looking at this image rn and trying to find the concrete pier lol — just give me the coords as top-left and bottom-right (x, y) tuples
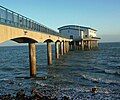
(80, 40), (99, 50)
(69, 41), (74, 51)
(81, 40), (84, 50)
(47, 42), (52, 65)
(68, 42), (70, 52)
(29, 43), (36, 77)
(66, 42), (69, 52)
(88, 41), (91, 50)
(55, 42), (59, 59)
(60, 42), (63, 55)
(63, 41), (66, 54)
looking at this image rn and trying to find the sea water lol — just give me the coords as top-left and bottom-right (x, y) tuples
(0, 42), (120, 99)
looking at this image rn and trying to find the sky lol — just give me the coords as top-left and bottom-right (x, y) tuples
(0, 0), (120, 46)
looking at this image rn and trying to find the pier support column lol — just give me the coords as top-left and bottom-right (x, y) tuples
(65, 42), (67, 53)
(70, 41), (74, 50)
(63, 41), (66, 54)
(29, 43), (36, 77)
(66, 42), (69, 52)
(55, 42), (59, 59)
(81, 40), (84, 50)
(88, 41), (91, 50)
(69, 42), (72, 51)
(90, 41), (92, 49)
(47, 42), (52, 65)
(60, 42), (63, 55)
(73, 41), (75, 50)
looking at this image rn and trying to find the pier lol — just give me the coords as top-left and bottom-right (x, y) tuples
(0, 6), (100, 77)
(0, 6), (71, 77)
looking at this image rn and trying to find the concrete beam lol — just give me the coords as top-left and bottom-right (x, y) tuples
(0, 24), (71, 44)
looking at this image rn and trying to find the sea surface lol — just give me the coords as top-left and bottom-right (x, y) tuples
(0, 42), (120, 99)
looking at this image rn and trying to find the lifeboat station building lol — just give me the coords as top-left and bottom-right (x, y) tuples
(58, 25), (100, 50)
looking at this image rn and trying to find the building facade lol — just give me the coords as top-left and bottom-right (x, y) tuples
(58, 25), (100, 50)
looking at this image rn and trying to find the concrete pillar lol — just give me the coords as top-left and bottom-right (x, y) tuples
(65, 42), (67, 53)
(69, 43), (72, 51)
(73, 41), (76, 50)
(60, 42), (63, 55)
(96, 41), (98, 47)
(66, 42), (69, 52)
(88, 41), (91, 50)
(63, 41), (66, 54)
(78, 42), (81, 50)
(29, 43), (36, 77)
(47, 42), (52, 65)
(90, 41), (91, 49)
(91, 41), (93, 49)
(81, 40), (84, 50)
(55, 42), (59, 59)
(68, 42), (70, 52)
(69, 41), (74, 51)
(70, 44), (73, 51)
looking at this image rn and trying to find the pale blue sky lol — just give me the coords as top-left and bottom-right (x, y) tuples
(0, 0), (120, 45)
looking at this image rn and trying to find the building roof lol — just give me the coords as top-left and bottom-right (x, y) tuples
(58, 25), (97, 31)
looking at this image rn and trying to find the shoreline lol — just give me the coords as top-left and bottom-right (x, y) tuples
(0, 89), (70, 100)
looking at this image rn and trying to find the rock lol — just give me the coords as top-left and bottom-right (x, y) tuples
(16, 89), (25, 100)
(0, 94), (12, 100)
(31, 88), (44, 99)
(31, 89), (59, 100)
(91, 87), (98, 93)
(61, 96), (70, 100)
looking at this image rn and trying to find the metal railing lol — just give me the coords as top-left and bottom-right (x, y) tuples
(0, 5), (68, 38)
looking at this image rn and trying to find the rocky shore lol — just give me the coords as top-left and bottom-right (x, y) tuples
(0, 87), (119, 100)
(0, 89), (70, 100)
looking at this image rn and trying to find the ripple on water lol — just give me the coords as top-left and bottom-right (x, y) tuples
(0, 43), (120, 99)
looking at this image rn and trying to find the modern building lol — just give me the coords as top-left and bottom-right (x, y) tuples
(58, 25), (100, 50)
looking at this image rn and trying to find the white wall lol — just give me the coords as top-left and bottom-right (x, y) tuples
(88, 29), (97, 37)
(80, 28), (89, 38)
(80, 31), (84, 39)
(59, 26), (97, 40)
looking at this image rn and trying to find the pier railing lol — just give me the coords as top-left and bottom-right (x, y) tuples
(0, 5), (68, 38)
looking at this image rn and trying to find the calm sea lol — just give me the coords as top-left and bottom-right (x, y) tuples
(0, 42), (120, 99)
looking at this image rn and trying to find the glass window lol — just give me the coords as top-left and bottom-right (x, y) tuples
(70, 35), (73, 39)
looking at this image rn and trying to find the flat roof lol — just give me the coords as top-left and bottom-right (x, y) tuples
(58, 25), (97, 31)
